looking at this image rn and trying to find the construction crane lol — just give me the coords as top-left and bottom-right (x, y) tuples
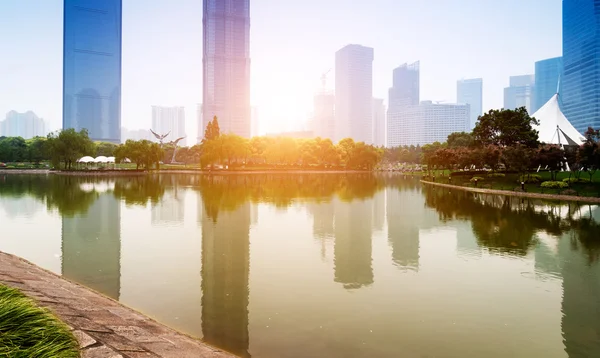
(320, 68), (332, 90)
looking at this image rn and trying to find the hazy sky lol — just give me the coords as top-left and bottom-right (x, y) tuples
(1, 0), (562, 140)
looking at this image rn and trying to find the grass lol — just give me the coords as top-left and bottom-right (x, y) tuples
(0, 284), (80, 358)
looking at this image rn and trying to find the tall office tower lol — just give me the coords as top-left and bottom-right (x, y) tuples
(372, 98), (386, 147)
(62, 190), (121, 300)
(0, 111), (48, 138)
(335, 44), (374, 144)
(533, 57), (562, 113)
(457, 78), (483, 130)
(503, 75), (535, 114)
(563, 0), (600, 133)
(251, 106), (260, 137)
(202, 0), (251, 138)
(387, 101), (469, 147)
(151, 106), (187, 146)
(312, 93), (335, 140)
(388, 62), (420, 112)
(63, 0), (122, 143)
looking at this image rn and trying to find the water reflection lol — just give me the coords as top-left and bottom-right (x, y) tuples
(1, 173), (600, 357)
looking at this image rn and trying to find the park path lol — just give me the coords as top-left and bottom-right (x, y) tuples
(0, 251), (236, 358)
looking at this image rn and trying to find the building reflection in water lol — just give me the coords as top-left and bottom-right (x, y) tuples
(61, 189), (121, 300)
(151, 188), (185, 225)
(386, 188), (423, 271)
(372, 188), (386, 232)
(333, 197), (374, 289)
(306, 200), (335, 260)
(201, 199), (251, 357)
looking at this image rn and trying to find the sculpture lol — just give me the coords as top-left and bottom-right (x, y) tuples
(169, 137), (187, 164)
(150, 129), (170, 146)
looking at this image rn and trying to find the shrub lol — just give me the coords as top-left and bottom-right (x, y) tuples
(562, 177), (591, 184)
(560, 189), (578, 196)
(470, 176), (485, 182)
(540, 181), (569, 189)
(519, 174), (542, 184)
(487, 173), (506, 178)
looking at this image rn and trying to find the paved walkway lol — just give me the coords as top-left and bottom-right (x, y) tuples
(0, 252), (236, 358)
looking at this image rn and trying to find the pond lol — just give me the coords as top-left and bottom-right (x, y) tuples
(0, 173), (599, 358)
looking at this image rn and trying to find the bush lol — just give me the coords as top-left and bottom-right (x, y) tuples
(487, 173), (506, 178)
(540, 181), (569, 189)
(470, 176), (485, 182)
(519, 174), (542, 184)
(560, 189), (578, 196)
(562, 177), (591, 184)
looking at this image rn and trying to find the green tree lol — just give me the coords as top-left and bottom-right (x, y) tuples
(577, 127), (600, 181)
(501, 144), (534, 176)
(95, 142), (118, 157)
(114, 140), (163, 170)
(447, 132), (474, 148)
(473, 107), (540, 148)
(46, 129), (95, 170)
(203, 116), (221, 142)
(0, 137), (27, 162)
(535, 145), (566, 181)
(26, 137), (48, 165)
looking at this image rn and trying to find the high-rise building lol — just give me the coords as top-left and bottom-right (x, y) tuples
(504, 75), (535, 114)
(533, 57), (562, 114)
(372, 98), (386, 147)
(151, 106), (187, 146)
(388, 62), (420, 112)
(387, 101), (470, 147)
(457, 78), (483, 130)
(202, 0), (251, 138)
(312, 93), (335, 140)
(335, 44), (374, 144)
(63, 0), (122, 143)
(562, 0), (600, 133)
(0, 111), (48, 138)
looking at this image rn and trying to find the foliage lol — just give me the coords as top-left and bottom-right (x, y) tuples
(470, 176), (485, 182)
(26, 137), (48, 165)
(501, 144), (534, 175)
(203, 116), (221, 143)
(535, 145), (566, 181)
(0, 284), (79, 358)
(563, 177), (591, 184)
(519, 174), (542, 184)
(447, 132), (474, 148)
(540, 181), (569, 189)
(0, 136), (28, 162)
(95, 142), (118, 157)
(46, 128), (95, 170)
(578, 127), (600, 181)
(472, 107), (540, 148)
(114, 140), (163, 170)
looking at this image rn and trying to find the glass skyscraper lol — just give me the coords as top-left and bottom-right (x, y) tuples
(457, 78), (483, 130)
(562, 0), (600, 133)
(63, 0), (122, 143)
(202, 0), (251, 139)
(533, 57), (562, 114)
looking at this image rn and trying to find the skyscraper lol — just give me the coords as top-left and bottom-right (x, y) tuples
(202, 0), (251, 138)
(562, 0), (600, 133)
(457, 78), (483, 130)
(312, 93), (335, 141)
(335, 44), (374, 144)
(533, 57), (562, 114)
(63, 0), (122, 143)
(504, 75), (535, 114)
(0, 111), (48, 139)
(372, 98), (386, 147)
(388, 62), (420, 112)
(151, 106), (187, 146)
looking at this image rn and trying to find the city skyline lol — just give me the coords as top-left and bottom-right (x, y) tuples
(1, 0), (562, 140)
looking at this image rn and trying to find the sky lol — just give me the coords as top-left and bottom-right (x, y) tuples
(0, 0), (562, 141)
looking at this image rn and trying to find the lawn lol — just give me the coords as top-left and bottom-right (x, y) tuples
(0, 284), (79, 358)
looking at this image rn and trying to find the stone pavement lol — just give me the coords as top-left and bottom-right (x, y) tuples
(0, 252), (236, 358)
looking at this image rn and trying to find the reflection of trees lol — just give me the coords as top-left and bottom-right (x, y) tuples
(112, 175), (165, 206)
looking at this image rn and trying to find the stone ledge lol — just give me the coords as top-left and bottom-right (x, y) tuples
(0, 251), (237, 358)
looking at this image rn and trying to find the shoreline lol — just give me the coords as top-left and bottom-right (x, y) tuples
(421, 180), (600, 204)
(0, 251), (235, 357)
(1, 168), (377, 176)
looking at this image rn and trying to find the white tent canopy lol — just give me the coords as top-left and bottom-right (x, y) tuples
(94, 156), (109, 163)
(531, 93), (584, 146)
(77, 156), (94, 163)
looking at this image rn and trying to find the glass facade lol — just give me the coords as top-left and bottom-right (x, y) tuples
(503, 75), (534, 114)
(533, 57), (562, 114)
(562, 0), (600, 133)
(202, 0), (251, 138)
(457, 78), (482, 130)
(63, 0), (122, 143)
(388, 62), (420, 112)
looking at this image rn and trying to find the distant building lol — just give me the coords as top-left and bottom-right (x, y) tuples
(251, 106), (260, 137)
(0, 111), (48, 139)
(457, 78), (483, 130)
(151, 106), (186, 146)
(196, 104), (203, 143)
(265, 131), (314, 139)
(562, 0), (600, 133)
(202, 0), (251, 138)
(387, 101), (469, 147)
(120, 128), (152, 142)
(388, 62), (420, 112)
(63, 0), (122, 143)
(312, 93), (335, 141)
(372, 98), (386, 147)
(504, 75), (535, 114)
(335, 44), (374, 144)
(533, 57), (562, 114)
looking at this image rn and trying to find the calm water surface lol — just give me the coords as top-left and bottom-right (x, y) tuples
(1, 173), (599, 358)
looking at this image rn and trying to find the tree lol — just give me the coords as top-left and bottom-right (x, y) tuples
(501, 144), (534, 176)
(473, 107), (540, 148)
(203, 116), (221, 142)
(578, 127), (600, 181)
(447, 132), (474, 148)
(114, 140), (163, 170)
(0, 136), (27, 162)
(26, 137), (48, 165)
(95, 142), (118, 157)
(535, 145), (566, 181)
(46, 129), (95, 170)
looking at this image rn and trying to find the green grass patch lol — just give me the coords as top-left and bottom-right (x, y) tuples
(0, 284), (79, 357)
